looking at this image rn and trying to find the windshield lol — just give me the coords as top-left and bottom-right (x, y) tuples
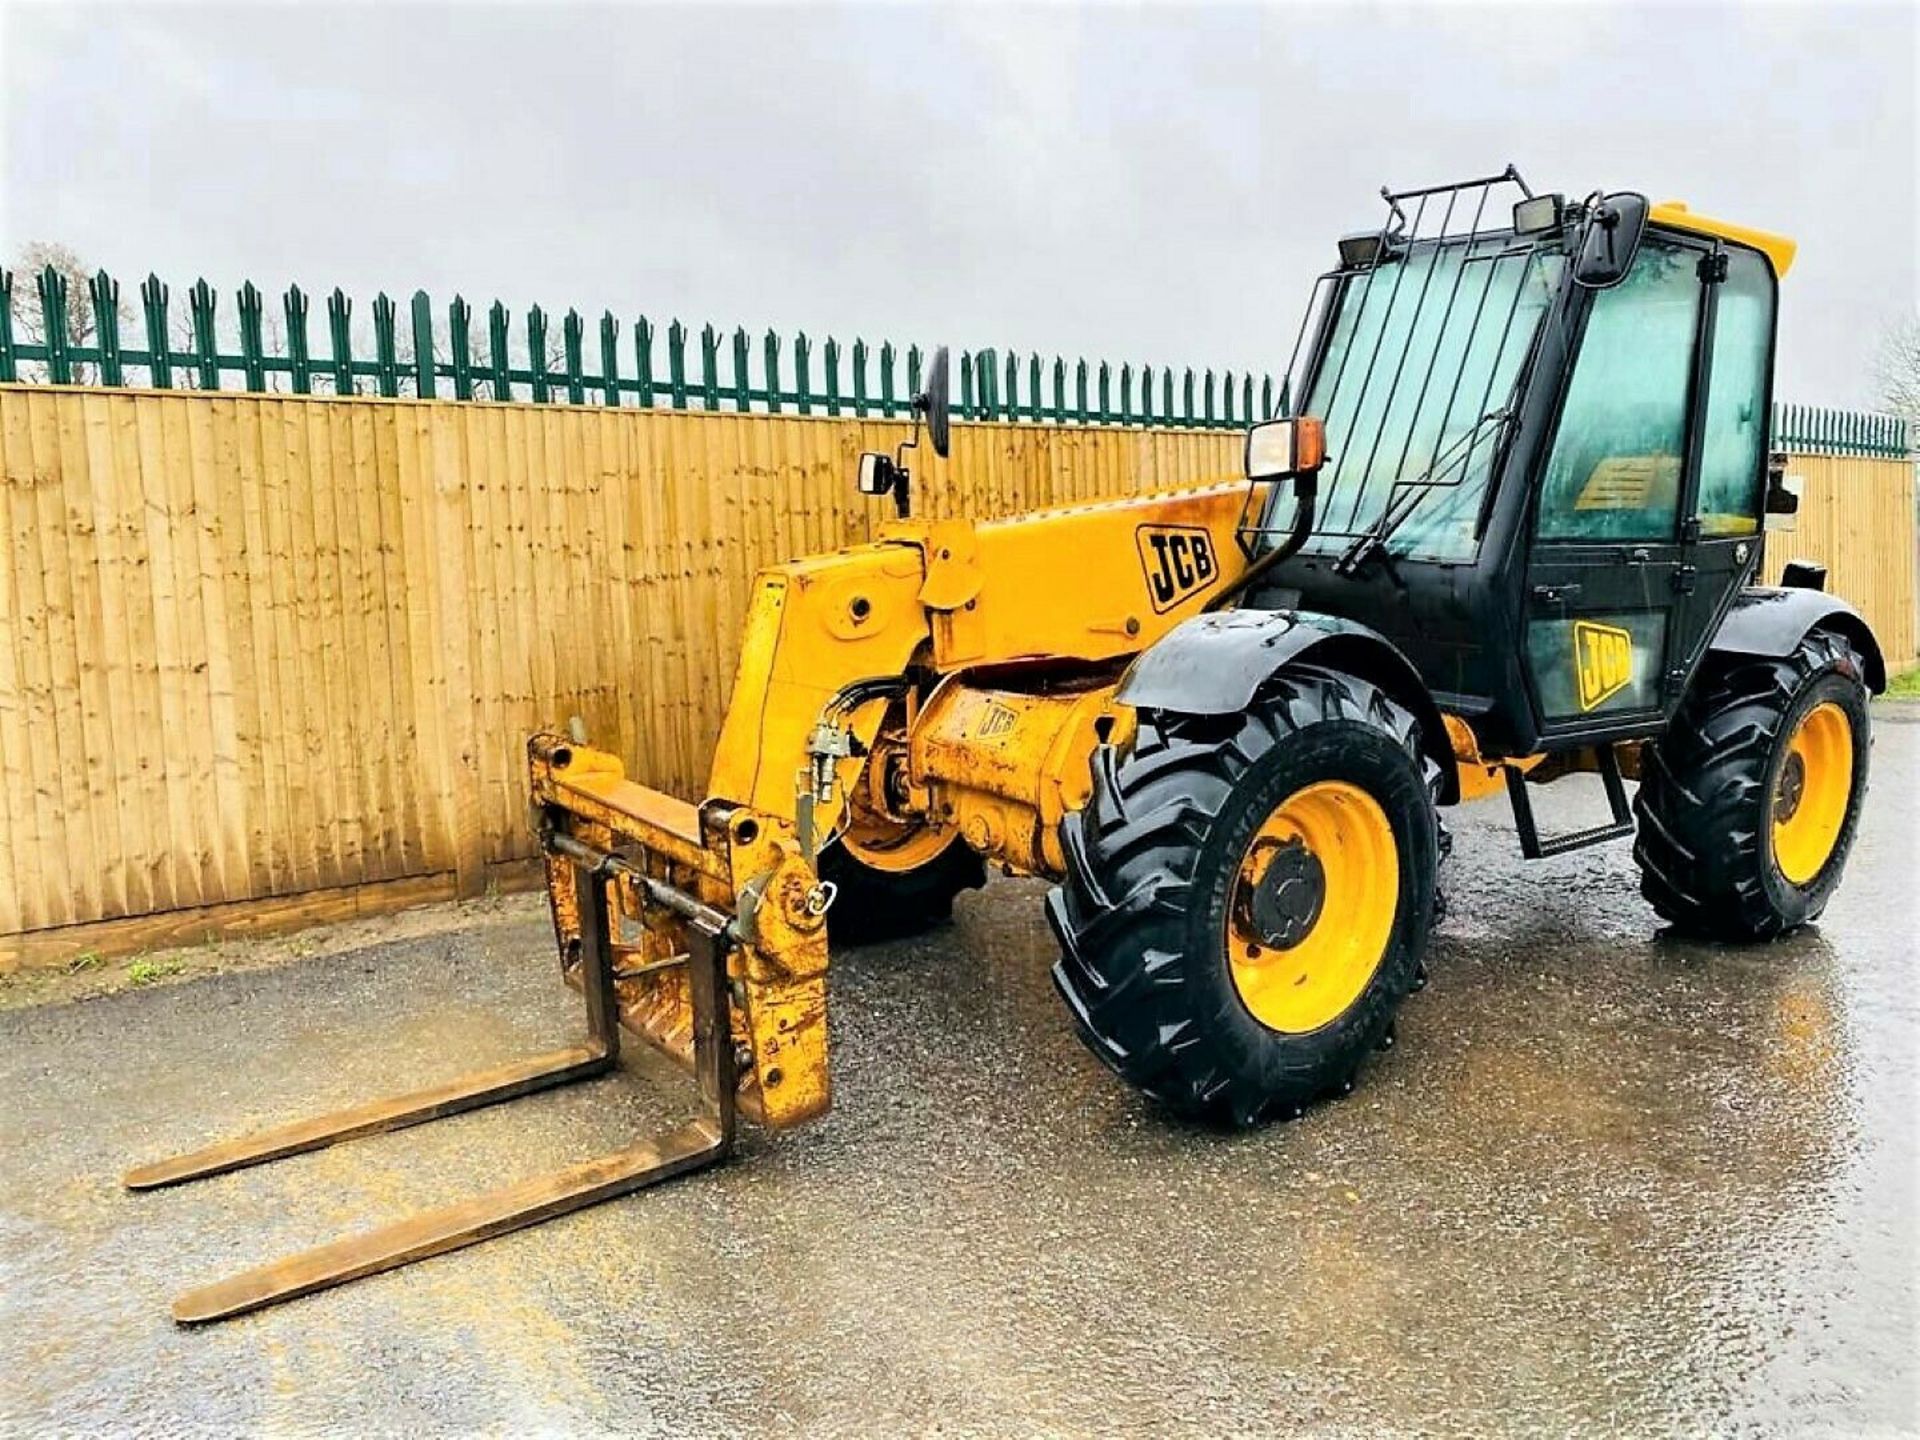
(1277, 233), (1566, 563)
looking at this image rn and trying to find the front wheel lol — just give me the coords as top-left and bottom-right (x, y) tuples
(1634, 629), (1872, 940)
(818, 817), (986, 947)
(1047, 665), (1439, 1127)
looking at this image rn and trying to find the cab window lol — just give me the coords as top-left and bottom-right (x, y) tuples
(1537, 236), (1701, 541)
(1693, 248), (1774, 536)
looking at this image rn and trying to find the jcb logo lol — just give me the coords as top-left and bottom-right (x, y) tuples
(975, 701), (1018, 739)
(1136, 526), (1217, 613)
(1574, 620), (1634, 710)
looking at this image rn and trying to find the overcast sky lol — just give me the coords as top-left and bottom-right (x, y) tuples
(2, 1), (1914, 407)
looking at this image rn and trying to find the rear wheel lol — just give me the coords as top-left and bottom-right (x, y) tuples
(1047, 665), (1439, 1126)
(1634, 629), (1871, 940)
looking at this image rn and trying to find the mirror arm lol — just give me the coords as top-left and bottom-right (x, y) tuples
(1205, 471), (1318, 613)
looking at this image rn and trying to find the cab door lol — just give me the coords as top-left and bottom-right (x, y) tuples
(1520, 230), (1715, 740)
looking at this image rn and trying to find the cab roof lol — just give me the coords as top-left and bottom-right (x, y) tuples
(1649, 200), (1796, 278)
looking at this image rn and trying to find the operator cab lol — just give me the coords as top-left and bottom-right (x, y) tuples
(1243, 167), (1796, 757)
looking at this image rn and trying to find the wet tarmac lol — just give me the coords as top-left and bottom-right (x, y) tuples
(3, 708), (1916, 1436)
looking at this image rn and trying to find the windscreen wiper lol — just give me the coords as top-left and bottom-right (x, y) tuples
(1334, 408), (1513, 575)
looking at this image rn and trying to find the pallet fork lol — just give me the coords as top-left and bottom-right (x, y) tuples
(125, 846), (737, 1325)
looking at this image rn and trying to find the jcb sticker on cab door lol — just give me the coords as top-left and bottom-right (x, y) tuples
(1574, 619), (1633, 710)
(1136, 526), (1217, 613)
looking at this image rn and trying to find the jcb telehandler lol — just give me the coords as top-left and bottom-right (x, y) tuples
(131, 168), (1883, 1322)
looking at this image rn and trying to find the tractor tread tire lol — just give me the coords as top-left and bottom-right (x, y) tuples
(1633, 628), (1870, 941)
(818, 835), (987, 948)
(1048, 663), (1439, 1127)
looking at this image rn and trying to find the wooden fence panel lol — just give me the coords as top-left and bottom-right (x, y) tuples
(1, 384), (1911, 966)
(1761, 453), (1918, 667)
(0, 387), (1244, 961)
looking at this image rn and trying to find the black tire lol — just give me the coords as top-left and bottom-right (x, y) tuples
(817, 832), (987, 947)
(1634, 628), (1871, 941)
(1047, 664), (1440, 1127)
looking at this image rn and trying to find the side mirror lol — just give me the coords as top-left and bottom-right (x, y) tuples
(1573, 191), (1649, 289)
(916, 346), (951, 459)
(857, 452), (900, 498)
(1764, 453), (1802, 531)
(1245, 415), (1326, 483)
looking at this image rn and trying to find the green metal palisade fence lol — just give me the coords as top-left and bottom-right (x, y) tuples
(0, 263), (1910, 452)
(0, 264), (1279, 430)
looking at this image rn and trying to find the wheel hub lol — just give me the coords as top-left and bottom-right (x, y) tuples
(1246, 838), (1326, 949)
(1774, 750), (1806, 821)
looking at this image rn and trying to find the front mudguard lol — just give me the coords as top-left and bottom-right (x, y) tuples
(1116, 610), (1458, 802)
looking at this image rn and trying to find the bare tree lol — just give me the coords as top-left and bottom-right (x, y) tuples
(8, 240), (125, 383)
(1876, 316), (1920, 434)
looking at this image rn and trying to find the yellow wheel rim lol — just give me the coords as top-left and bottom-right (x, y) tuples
(838, 809), (954, 874)
(1771, 701), (1852, 886)
(1226, 780), (1399, 1035)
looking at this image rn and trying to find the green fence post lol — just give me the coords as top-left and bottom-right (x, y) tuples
(823, 336), (842, 416)
(0, 269), (16, 382)
(285, 285), (312, 394)
(907, 344), (923, 407)
(1165, 370), (1177, 424)
(764, 330), (782, 413)
(188, 279), (220, 390)
(880, 341), (897, 416)
(488, 300), (511, 401)
(37, 267), (73, 383)
(793, 331), (812, 415)
(699, 321), (719, 410)
(1243, 374), (1255, 420)
(1002, 351), (1017, 421)
(448, 297), (474, 400)
(411, 291), (437, 398)
(91, 271), (124, 386)
(960, 349), (975, 418)
(635, 316), (656, 407)
(370, 293), (400, 397)
(237, 282), (267, 391)
(732, 327), (750, 411)
(526, 306), (551, 403)
(1221, 371), (1233, 426)
(328, 289), (358, 395)
(666, 319), (687, 409)
(142, 275), (174, 388)
(1137, 365), (1152, 424)
(1075, 359), (1089, 422)
(1051, 357), (1065, 422)
(849, 338), (868, 417)
(1104, 362), (1117, 424)
(563, 309), (586, 404)
(1026, 354), (1041, 421)
(600, 313), (621, 407)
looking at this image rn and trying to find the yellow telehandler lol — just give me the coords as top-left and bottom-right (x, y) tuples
(130, 169), (1884, 1322)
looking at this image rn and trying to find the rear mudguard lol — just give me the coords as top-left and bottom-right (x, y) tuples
(1115, 609), (1458, 803)
(1710, 587), (1885, 693)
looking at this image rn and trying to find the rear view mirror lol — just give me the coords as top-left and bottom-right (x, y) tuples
(1573, 192), (1649, 289)
(917, 346), (951, 459)
(1765, 453), (1803, 531)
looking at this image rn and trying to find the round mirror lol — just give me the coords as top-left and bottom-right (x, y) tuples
(919, 346), (951, 459)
